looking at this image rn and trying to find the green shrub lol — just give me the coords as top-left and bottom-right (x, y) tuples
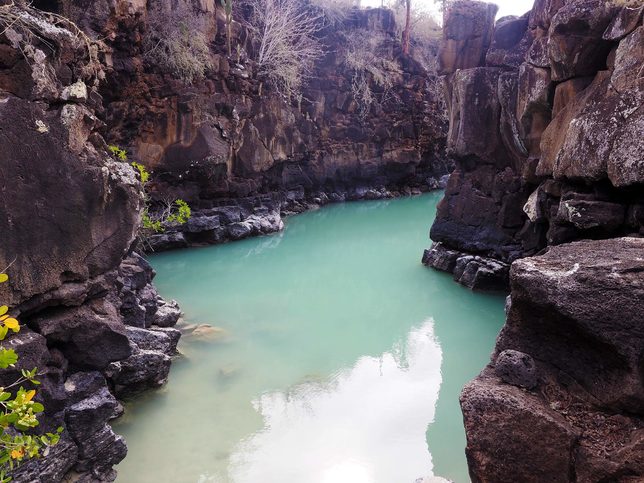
(0, 274), (62, 482)
(107, 145), (127, 162)
(107, 146), (191, 242)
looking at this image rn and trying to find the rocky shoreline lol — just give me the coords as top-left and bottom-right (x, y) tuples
(148, 176), (449, 252)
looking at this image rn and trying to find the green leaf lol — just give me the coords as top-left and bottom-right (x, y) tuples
(0, 349), (17, 369)
(31, 403), (44, 413)
(0, 393), (11, 402)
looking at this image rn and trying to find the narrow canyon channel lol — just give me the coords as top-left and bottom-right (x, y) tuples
(113, 192), (505, 483)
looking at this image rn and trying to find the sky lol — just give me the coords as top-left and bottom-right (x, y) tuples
(362, 0), (535, 19)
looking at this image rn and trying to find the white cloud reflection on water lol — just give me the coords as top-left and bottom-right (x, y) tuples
(228, 318), (443, 483)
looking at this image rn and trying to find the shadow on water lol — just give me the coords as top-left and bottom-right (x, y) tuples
(113, 193), (505, 483)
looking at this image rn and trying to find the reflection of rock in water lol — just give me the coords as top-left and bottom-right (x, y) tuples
(228, 319), (443, 483)
(416, 476), (454, 483)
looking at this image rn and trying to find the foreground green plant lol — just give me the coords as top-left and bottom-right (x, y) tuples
(109, 148), (191, 243)
(0, 274), (62, 482)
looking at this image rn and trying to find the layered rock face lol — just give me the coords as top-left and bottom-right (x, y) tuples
(54, 0), (449, 249)
(424, 0), (644, 290)
(0, 9), (180, 481)
(427, 1), (644, 480)
(462, 238), (644, 482)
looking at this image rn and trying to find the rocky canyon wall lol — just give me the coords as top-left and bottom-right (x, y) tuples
(423, 0), (644, 481)
(423, 0), (643, 290)
(0, 7), (181, 481)
(53, 0), (450, 250)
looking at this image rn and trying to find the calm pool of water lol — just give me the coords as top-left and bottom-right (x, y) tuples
(114, 192), (505, 483)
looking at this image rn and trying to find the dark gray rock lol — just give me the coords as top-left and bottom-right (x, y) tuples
(461, 370), (578, 483)
(227, 221), (253, 240)
(453, 255), (510, 291)
(494, 349), (537, 389)
(31, 300), (131, 370)
(556, 199), (625, 232)
(126, 326), (180, 355)
(64, 372), (109, 406)
(107, 350), (172, 398)
(65, 387), (121, 439)
(184, 215), (221, 233)
(209, 206), (243, 223)
(73, 424), (127, 478)
(502, 237), (644, 411)
(152, 301), (181, 327)
(462, 237), (644, 482)
(118, 291), (147, 328)
(147, 232), (188, 251)
(11, 435), (78, 483)
(421, 243), (460, 273)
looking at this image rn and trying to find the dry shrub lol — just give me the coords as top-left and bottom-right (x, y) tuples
(344, 29), (402, 120)
(0, 0), (102, 82)
(243, 0), (324, 99)
(309, 0), (360, 24)
(143, 0), (213, 84)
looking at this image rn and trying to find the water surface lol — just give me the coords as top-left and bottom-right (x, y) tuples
(114, 193), (505, 483)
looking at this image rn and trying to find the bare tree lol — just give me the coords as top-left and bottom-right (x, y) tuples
(220, 0), (234, 57)
(344, 29), (401, 120)
(401, 0), (411, 55)
(244, 0), (324, 99)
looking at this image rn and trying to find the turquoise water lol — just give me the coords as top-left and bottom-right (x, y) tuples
(114, 193), (505, 483)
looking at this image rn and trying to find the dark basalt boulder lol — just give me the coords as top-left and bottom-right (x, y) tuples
(462, 238), (644, 482)
(547, 0), (618, 81)
(31, 300), (132, 370)
(461, 370), (578, 483)
(494, 349), (537, 389)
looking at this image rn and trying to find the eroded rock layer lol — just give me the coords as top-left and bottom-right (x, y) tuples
(57, 0), (450, 249)
(424, 0), (644, 290)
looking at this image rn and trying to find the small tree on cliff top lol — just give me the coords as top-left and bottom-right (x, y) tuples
(0, 272), (62, 482)
(220, 0), (234, 57)
(243, 0), (324, 98)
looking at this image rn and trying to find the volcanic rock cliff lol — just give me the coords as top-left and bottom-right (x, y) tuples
(423, 0), (644, 481)
(0, 7), (181, 481)
(423, 0), (643, 291)
(0, 0), (450, 480)
(50, 0), (451, 250)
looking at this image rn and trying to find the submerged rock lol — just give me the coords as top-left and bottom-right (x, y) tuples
(187, 324), (229, 342)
